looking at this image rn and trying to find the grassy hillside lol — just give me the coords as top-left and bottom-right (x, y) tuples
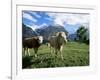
(22, 42), (89, 68)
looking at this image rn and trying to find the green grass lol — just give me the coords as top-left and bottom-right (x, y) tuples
(22, 42), (89, 68)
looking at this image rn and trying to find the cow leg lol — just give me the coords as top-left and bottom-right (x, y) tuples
(23, 48), (25, 56)
(26, 48), (28, 56)
(24, 48), (27, 56)
(34, 48), (38, 57)
(54, 49), (58, 57)
(50, 46), (52, 54)
(60, 46), (63, 60)
(50, 47), (54, 56)
(53, 48), (55, 54)
(28, 48), (30, 56)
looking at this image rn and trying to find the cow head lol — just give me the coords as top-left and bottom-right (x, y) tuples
(56, 32), (67, 43)
(38, 36), (43, 44)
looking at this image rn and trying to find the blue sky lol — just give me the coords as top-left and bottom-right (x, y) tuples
(22, 11), (89, 34)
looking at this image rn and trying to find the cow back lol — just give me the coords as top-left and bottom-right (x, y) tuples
(23, 37), (40, 48)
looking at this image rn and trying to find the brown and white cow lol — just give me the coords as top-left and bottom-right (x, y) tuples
(48, 32), (67, 60)
(23, 36), (43, 57)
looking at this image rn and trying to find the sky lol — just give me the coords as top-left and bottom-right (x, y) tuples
(22, 11), (90, 34)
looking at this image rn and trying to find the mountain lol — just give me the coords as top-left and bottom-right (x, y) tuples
(35, 25), (68, 40)
(22, 24), (38, 39)
(68, 33), (77, 41)
(22, 24), (82, 41)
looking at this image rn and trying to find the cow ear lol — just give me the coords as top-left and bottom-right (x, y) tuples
(56, 32), (60, 36)
(36, 37), (39, 41)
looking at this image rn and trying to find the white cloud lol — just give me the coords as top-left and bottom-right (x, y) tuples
(67, 14), (89, 25)
(54, 18), (64, 26)
(45, 17), (52, 21)
(22, 12), (37, 22)
(46, 13), (67, 26)
(46, 13), (57, 18)
(46, 13), (89, 27)
(29, 12), (41, 18)
(82, 23), (89, 29)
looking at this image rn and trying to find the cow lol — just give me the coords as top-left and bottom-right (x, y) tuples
(48, 32), (67, 60)
(23, 36), (43, 57)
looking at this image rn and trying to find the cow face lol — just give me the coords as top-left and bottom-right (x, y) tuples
(61, 32), (67, 43)
(56, 32), (67, 43)
(38, 36), (43, 44)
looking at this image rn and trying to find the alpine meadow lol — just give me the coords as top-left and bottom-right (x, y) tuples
(22, 11), (89, 68)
